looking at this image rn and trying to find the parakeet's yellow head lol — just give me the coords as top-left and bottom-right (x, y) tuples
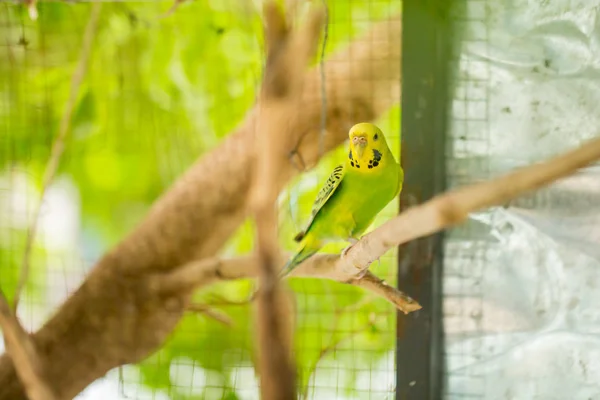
(347, 122), (391, 172)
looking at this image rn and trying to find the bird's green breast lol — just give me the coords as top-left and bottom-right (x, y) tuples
(307, 160), (400, 241)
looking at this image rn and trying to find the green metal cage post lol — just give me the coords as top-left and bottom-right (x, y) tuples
(397, 1), (454, 399)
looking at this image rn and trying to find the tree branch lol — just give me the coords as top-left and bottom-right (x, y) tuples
(0, 289), (55, 400)
(250, 2), (325, 398)
(154, 255), (421, 314)
(13, 2), (102, 312)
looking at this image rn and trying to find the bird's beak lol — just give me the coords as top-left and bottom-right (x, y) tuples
(352, 136), (367, 158)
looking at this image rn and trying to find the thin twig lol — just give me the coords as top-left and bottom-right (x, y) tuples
(159, 0), (186, 19)
(118, 366), (132, 400)
(0, 289), (56, 400)
(301, 295), (374, 400)
(187, 303), (235, 327)
(205, 293), (257, 307)
(317, 0), (329, 158)
(350, 273), (420, 314)
(14, 2), (102, 312)
(303, 322), (373, 400)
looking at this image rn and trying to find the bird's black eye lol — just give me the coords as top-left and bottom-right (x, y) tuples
(373, 133), (378, 140)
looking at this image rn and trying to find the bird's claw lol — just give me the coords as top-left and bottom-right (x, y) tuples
(341, 237), (374, 279)
(341, 244), (353, 259)
(341, 237), (359, 259)
(355, 268), (368, 279)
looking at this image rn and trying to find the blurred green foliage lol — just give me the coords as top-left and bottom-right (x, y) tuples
(0, 0), (402, 398)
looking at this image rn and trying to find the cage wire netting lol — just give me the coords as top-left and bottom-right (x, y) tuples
(445, 0), (600, 399)
(0, 1), (402, 399)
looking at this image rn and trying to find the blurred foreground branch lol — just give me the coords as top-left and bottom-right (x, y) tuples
(249, 2), (325, 398)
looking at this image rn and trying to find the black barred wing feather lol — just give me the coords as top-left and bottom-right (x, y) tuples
(293, 165), (344, 242)
(310, 165), (344, 217)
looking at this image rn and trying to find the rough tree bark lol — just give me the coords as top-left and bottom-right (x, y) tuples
(0, 13), (402, 400)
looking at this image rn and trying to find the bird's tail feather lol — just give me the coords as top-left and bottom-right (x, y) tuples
(279, 245), (317, 279)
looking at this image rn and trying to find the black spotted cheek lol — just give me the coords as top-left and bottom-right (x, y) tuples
(372, 149), (382, 163)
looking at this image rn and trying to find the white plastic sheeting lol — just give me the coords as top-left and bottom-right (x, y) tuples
(445, 1), (600, 399)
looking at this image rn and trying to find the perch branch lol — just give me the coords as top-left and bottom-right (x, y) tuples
(13, 2), (101, 312)
(154, 255), (421, 314)
(0, 290), (55, 400)
(250, 2), (325, 399)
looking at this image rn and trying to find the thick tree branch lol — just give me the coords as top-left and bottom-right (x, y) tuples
(0, 289), (55, 400)
(0, 14), (401, 400)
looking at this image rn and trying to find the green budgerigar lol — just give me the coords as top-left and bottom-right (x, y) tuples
(280, 122), (404, 278)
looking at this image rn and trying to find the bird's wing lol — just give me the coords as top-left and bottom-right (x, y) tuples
(294, 165), (344, 242)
